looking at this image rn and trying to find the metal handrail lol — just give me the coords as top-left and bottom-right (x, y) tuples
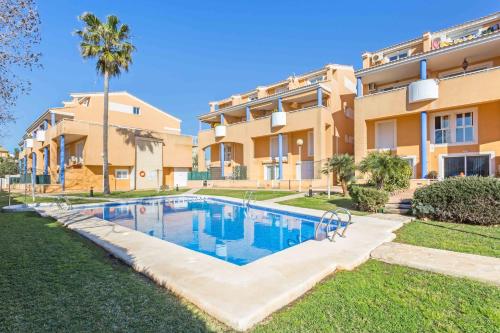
(56, 195), (72, 211)
(333, 207), (352, 238)
(315, 208), (352, 241)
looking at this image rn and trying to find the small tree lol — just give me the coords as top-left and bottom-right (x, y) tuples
(322, 154), (355, 196)
(0, 157), (18, 177)
(358, 151), (412, 192)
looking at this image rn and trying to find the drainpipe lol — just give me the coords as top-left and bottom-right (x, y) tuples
(421, 112), (428, 178)
(356, 77), (363, 97)
(59, 135), (65, 191)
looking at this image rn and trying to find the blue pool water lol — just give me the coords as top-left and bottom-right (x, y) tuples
(77, 197), (324, 265)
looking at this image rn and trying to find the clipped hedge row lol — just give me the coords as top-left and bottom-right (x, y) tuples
(412, 176), (500, 225)
(348, 185), (389, 212)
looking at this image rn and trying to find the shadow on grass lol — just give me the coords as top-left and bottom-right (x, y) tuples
(419, 220), (500, 241)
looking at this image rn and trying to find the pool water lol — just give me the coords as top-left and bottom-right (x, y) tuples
(77, 198), (322, 265)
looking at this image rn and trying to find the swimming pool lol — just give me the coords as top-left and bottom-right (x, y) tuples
(76, 197), (327, 265)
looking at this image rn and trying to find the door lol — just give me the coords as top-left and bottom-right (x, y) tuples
(135, 137), (163, 190)
(264, 165), (279, 180)
(173, 168), (188, 187)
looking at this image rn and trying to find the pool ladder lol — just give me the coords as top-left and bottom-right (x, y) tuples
(314, 208), (352, 242)
(243, 191), (256, 208)
(56, 195), (73, 211)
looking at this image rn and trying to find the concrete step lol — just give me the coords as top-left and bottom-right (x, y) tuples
(385, 203), (412, 209)
(384, 207), (411, 215)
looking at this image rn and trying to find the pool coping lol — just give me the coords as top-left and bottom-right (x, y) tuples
(36, 194), (408, 331)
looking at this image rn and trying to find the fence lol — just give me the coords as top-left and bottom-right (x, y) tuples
(189, 166), (248, 181)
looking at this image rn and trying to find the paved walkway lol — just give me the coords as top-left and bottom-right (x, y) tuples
(262, 192), (305, 203)
(372, 242), (500, 286)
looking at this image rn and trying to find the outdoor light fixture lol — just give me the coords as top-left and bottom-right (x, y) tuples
(462, 58), (469, 71)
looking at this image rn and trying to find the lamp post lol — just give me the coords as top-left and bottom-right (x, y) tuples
(296, 139), (303, 192)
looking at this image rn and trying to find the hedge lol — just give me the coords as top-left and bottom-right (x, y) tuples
(412, 176), (500, 225)
(348, 185), (389, 212)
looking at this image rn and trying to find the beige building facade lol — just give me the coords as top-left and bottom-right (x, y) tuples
(196, 64), (356, 189)
(354, 12), (500, 181)
(18, 92), (192, 192)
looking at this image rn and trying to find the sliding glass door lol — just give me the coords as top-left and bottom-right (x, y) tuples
(443, 155), (490, 178)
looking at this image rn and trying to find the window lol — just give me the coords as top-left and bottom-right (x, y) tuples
(308, 131), (314, 156)
(455, 112), (474, 143)
(308, 75), (326, 85)
(75, 142), (84, 164)
(434, 115), (450, 144)
(264, 165), (279, 180)
(432, 110), (477, 145)
(276, 86), (288, 94)
(401, 156), (416, 178)
(387, 49), (409, 62)
(375, 120), (396, 149)
(270, 135), (288, 158)
(133, 106), (140, 115)
(224, 143), (232, 161)
(443, 155), (490, 178)
(115, 169), (129, 179)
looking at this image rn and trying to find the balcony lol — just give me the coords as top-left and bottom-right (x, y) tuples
(24, 139), (33, 148)
(198, 105), (329, 148)
(36, 130), (46, 142)
(214, 125), (227, 138)
(355, 66), (500, 119)
(271, 112), (286, 127)
(408, 79), (439, 103)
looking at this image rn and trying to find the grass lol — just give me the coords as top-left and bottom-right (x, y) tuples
(194, 188), (294, 201)
(0, 192), (108, 206)
(0, 207), (225, 332)
(71, 188), (189, 198)
(255, 260), (500, 333)
(279, 193), (368, 215)
(395, 220), (500, 258)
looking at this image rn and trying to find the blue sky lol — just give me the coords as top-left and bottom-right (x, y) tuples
(2, 0), (498, 151)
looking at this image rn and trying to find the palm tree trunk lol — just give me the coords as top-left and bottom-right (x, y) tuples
(102, 71), (110, 194)
(341, 181), (348, 196)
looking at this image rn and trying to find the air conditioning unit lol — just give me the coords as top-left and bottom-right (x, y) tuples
(368, 83), (377, 92)
(372, 52), (384, 63)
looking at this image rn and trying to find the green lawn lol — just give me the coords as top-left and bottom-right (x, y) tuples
(279, 194), (367, 215)
(0, 209), (225, 332)
(255, 260), (500, 333)
(0, 192), (108, 206)
(71, 188), (189, 198)
(395, 220), (500, 258)
(195, 189), (293, 201)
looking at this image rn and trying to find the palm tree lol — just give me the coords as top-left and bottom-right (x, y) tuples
(322, 154), (355, 196)
(75, 13), (135, 194)
(358, 151), (411, 190)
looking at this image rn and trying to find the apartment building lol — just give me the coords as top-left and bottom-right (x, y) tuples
(18, 91), (192, 192)
(197, 64), (356, 188)
(354, 12), (500, 180)
(0, 146), (9, 159)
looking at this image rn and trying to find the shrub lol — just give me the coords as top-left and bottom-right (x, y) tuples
(412, 176), (500, 225)
(358, 152), (412, 192)
(348, 184), (389, 212)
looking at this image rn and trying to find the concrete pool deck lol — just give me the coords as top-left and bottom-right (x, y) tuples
(36, 195), (410, 331)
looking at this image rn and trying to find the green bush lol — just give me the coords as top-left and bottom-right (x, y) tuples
(412, 176), (500, 225)
(348, 185), (389, 212)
